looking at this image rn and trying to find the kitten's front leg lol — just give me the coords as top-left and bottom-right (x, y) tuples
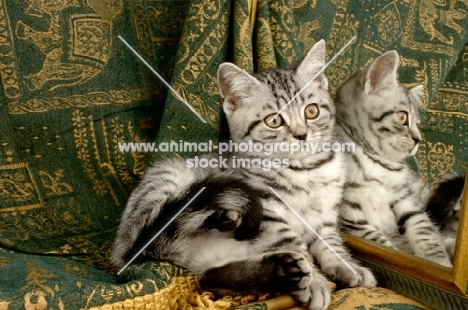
(340, 209), (396, 249)
(443, 236), (456, 260)
(310, 223), (377, 288)
(199, 251), (332, 310)
(293, 271), (331, 310)
(393, 196), (452, 267)
(399, 209), (452, 267)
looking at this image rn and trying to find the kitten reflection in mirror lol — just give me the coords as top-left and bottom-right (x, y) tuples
(426, 173), (465, 260)
(335, 50), (452, 267)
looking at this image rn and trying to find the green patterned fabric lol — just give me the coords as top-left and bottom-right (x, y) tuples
(0, 0), (467, 309)
(360, 259), (468, 309)
(0, 253), (193, 309)
(0, 0), (176, 270)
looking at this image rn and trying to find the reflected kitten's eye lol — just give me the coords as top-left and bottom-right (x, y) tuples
(396, 111), (408, 126)
(305, 104), (320, 119)
(264, 114), (283, 128)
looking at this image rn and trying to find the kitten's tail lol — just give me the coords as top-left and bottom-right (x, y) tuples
(111, 158), (199, 269)
(111, 158), (263, 271)
(426, 172), (465, 227)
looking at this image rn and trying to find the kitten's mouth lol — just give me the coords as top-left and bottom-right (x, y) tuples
(308, 132), (322, 143)
(408, 144), (419, 156)
(392, 138), (418, 157)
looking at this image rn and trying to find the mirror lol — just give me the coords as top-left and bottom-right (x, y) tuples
(343, 170), (468, 297)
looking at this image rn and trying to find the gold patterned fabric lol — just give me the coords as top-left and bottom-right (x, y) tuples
(0, 0), (467, 309)
(328, 287), (432, 310)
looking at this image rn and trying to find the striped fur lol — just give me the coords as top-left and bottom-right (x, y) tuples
(335, 50), (452, 267)
(111, 40), (376, 310)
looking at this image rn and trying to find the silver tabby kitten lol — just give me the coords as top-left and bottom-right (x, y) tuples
(112, 40), (376, 310)
(426, 173), (465, 260)
(335, 50), (452, 267)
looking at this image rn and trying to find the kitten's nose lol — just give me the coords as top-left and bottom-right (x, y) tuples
(411, 129), (421, 145)
(291, 123), (308, 141)
(294, 133), (307, 141)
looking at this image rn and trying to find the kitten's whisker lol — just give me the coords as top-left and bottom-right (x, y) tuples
(117, 187), (207, 275)
(268, 187), (358, 274)
(118, 35), (207, 124)
(269, 36), (356, 124)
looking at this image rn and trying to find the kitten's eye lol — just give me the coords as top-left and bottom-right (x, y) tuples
(396, 111), (408, 126)
(305, 104), (319, 119)
(264, 114), (283, 128)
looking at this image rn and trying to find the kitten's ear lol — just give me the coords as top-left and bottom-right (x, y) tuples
(218, 63), (260, 115)
(361, 50), (399, 95)
(409, 84), (424, 103)
(295, 39), (328, 89)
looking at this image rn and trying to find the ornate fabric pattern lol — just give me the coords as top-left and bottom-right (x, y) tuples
(0, 0), (467, 309)
(329, 287), (432, 309)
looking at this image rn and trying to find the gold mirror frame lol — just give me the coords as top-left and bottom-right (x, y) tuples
(343, 170), (468, 296)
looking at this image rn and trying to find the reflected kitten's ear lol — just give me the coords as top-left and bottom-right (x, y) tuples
(361, 50), (399, 95)
(295, 39), (328, 89)
(409, 84), (424, 104)
(218, 63), (260, 115)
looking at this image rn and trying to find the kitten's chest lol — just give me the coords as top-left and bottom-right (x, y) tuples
(364, 189), (399, 234)
(271, 162), (344, 227)
(344, 152), (420, 234)
(346, 151), (415, 195)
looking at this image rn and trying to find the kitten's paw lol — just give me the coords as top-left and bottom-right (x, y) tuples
(445, 237), (456, 259)
(274, 252), (313, 291)
(204, 210), (242, 231)
(293, 272), (331, 310)
(431, 256), (452, 268)
(322, 263), (377, 288)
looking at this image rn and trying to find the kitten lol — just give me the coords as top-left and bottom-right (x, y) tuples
(426, 173), (465, 259)
(111, 40), (376, 310)
(335, 50), (452, 267)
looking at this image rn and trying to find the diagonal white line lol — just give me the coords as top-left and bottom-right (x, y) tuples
(117, 187), (207, 275)
(118, 35), (207, 124)
(270, 36), (356, 124)
(268, 187), (357, 274)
